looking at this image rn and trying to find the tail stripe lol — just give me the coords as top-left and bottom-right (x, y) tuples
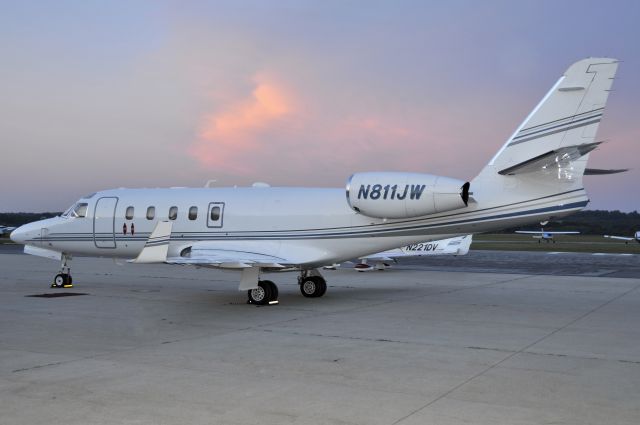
(516, 107), (603, 136)
(508, 117), (601, 146)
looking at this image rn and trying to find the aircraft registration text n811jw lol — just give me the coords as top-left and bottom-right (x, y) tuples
(11, 58), (623, 304)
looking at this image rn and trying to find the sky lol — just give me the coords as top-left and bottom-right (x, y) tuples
(1, 0), (638, 212)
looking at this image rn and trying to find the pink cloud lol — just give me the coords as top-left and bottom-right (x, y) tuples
(186, 71), (523, 187)
(189, 74), (295, 173)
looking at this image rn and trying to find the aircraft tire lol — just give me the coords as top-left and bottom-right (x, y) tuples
(248, 281), (272, 305)
(315, 278), (327, 297)
(261, 280), (278, 301)
(53, 274), (65, 288)
(300, 276), (327, 298)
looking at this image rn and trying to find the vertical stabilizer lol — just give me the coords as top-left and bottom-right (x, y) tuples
(468, 58), (619, 227)
(481, 58), (618, 179)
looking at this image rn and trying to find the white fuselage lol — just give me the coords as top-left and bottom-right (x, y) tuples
(13, 182), (587, 268)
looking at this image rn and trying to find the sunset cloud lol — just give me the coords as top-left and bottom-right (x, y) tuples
(189, 75), (295, 172)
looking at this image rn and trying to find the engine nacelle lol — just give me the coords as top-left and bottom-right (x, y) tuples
(346, 172), (469, 219)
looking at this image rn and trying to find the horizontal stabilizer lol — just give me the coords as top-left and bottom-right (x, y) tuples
(584, 168), (629, 175)
(131, 221), (173, 263)
(498, 142), (601, 175)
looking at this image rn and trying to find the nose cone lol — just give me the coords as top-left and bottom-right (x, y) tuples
(10, 226), (27, 244)
(10, 223), (39, 245)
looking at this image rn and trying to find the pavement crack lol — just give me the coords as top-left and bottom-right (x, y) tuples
(13, 360), (70, 373)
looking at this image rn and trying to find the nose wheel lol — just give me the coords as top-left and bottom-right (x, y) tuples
(51, 254), (73, 288)
(52, 273), (73, 288)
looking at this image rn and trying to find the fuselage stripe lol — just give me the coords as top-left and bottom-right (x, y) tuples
(30, 200), (587, 244)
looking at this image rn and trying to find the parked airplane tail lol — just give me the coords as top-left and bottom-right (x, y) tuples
(472, 58), (618, 216)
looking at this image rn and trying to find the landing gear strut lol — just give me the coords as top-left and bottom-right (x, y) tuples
(52, 254), (73, 288)
(298, 269), (327, 298)
(247, 280), (278, 305)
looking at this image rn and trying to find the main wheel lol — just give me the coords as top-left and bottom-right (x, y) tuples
(300, 276), (327, 298)
(315, 278), (327, 297)
(261, 280), (278, 301)
(247, 281), (273, 305)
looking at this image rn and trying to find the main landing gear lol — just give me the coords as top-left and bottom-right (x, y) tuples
(245, 269), (328, 305)
(247, 280), (279, 305)
(298, 270), (327, 298)
(52, 254), (73, 288)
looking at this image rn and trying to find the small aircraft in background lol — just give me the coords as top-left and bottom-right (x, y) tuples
(515, 221), (580, 243)
(323, 235), (472, 271)
(0, 226), (17, 236)
(604, 231), (640, 244)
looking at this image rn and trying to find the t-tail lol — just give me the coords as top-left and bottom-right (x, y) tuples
(472, 58), (618, 221)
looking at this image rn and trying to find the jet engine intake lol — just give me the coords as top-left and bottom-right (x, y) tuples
(346, 172), (469, 219)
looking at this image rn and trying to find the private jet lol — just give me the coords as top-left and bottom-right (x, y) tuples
(10, 58), (623, 305)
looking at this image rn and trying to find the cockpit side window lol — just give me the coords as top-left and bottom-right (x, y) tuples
(74, 203), (88, 218)
(61, 202), (87, 218)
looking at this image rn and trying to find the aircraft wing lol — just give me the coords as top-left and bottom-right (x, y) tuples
(604, 235), (634, 241)
(167, 246), (288, 269)
(131, 222), (300, 268)
(362, 235), (472, 260)
(165, 240), (323, 269)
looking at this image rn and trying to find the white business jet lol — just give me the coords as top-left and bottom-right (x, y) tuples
(604, 231), (640, 244)
(11, 58), (620, 304)
(515, 221), (580, 243)
(353, 235), (472, 271)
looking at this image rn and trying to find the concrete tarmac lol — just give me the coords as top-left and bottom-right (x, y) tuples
(1, 249), (639, 424)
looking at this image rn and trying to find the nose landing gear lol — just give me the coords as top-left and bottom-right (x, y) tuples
(51, 254), (73, 288)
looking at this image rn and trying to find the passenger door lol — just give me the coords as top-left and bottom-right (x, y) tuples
(94, 197), (118, 248)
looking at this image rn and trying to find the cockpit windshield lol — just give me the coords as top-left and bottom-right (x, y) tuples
(61, 202), (88, 218)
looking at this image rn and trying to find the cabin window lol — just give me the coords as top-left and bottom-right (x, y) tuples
(169, 206), (178, 220)
(206, 202), (224, 228)
(146, 206), (155, 220)
(210, 206), (221, 221)
(188, 206), (198, 220)
(125, 206), (134, 220)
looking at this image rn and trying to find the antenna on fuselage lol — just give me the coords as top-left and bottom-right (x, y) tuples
(204, 179), (217, 188)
